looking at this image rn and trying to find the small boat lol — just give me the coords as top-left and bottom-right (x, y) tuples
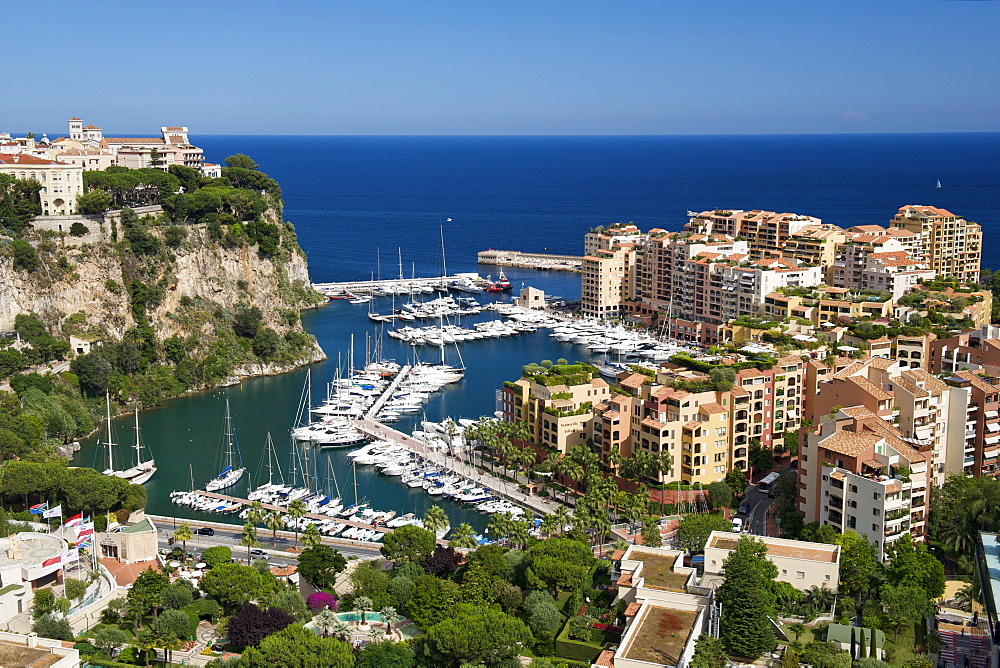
(936, 179), (942, 188)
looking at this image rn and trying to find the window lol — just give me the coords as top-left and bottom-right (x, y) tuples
(873, 508), (880, 516)
(796, 572), (805, 579)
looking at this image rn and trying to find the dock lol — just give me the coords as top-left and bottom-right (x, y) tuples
(192, 491), (394, 535)
(312, 273), (484, 297)
(365, 364), (411, 418)
(478, 249), (582, 272)
(353, 417), (556, 517)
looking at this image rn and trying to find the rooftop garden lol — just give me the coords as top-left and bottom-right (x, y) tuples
(630, 552), (690, 591)
(670, 352), (776, 374)
(623, 607), (699, 666)
(522, 360), (600, 387)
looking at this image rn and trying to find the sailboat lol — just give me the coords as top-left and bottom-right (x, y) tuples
(205, 399), (246, 492)
(117, 403), (156, 485)
(936, 179), (942, 188)
(100, 394), (157, 485)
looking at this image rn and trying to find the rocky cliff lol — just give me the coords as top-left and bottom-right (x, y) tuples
(0, 206), (328, 388)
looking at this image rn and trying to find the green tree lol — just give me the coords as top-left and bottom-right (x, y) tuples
(641, 518), (663, 547)
(380, 524), (436, 565)
(528, 600), (562, 640)
(716, 536), (778, 659)
(448, 522), (478, 549)
(157, 608), (194, 663)
(239, 623), (354, 668)
(76, 189), (111, 214)
(32, 615), (73, 641)
(127, 567), (169, 627)
(707, 480), (734, 510)
(423, 505), (450, 535)
(423, 603), (532, 666)
(225, 154), (260, 170)
(524, 538), (595, 595)
(10, 240), (40, 272)
(199, 562), (276, 613)
(799, 641), (852, 668)
(265, 509), (284, 547)
(287, 498), (307, 547)
(357, 640), (414, 668)
(690, 635), (728, 668)
(882, 584), (933, 641)
(676, 513), (731, 554)
(834, 530), (880, 599)
(202, 545), (232, 568)
(884, 533), (946, 599)
(92, 624), (129, 653)
(161, 584), (193, 610)
(297, 545), (347, 590)
(240, 521), (258, 562)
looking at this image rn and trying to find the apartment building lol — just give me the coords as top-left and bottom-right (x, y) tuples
(783, 224), (848, 274)
(890, 205), (982, 283)
(809, 357), (968, 485)
(499, 364), (610, 455)
(930, 325), (1000, 375)
(798, 407), (930, 559)
(581, 224), (645, 319)
(685, 209), (821, 258)
(703, 531), (841, 592)
(944, 372), (1000, 478)
(0, 153), (84, 215)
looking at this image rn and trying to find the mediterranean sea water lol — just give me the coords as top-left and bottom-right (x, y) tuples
(75, 133), (1000, 531)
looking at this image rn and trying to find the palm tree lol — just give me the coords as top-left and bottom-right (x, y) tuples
(488, 512), (515, 544)
(247, 500), (266, 527)
(330, 619), (352, 641)
(606, 444), (623, 475)
(789, 622), (807, 641)
(353, 596), (374, 625)
(423, 505), (450, 536)
(955, 584), (977, 612)
(240, 522), (258, 563)
(302, 521), (322, 549)
(315, 609), (338, 637)
(509, 517), (531, 549)
(539, 514), (559, 538)
(265, 509), (284, 547)
(803, 584), (836, 614)
(370, 627), (388, 643)
(938, 511), (980, 555)
(558, 457), (585, 504)
(173, 523), (193, 556)
(449, 522), (478, 549)
(553, 504), (572, 534)
(380, 605), (401, 633)
(288, 499), (307, 547)
(134, 629), (158, 668)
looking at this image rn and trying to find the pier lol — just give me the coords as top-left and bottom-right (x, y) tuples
(312, 273), (484, 297)
(365, 364), (411, 418)
(478, 249), (582, 271)
(353, 417), (556, 517)
(189, 491), (394, 535)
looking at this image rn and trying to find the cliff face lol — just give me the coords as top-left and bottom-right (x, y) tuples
(0, 212), (328, 384)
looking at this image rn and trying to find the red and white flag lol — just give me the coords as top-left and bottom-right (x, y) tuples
(75, 521), (94, 539)
(42, 505), (62, 519)
(64, 513), (83, 527)
(61, 548), (79, 564)
(42, 555), (61, 568)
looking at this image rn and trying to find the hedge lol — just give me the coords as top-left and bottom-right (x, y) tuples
(555, 619), (604, 663)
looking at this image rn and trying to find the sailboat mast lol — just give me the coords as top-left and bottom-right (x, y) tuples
(224, 400), (234, 469)
(133, 403), (141, 468)
(440, 224), (447, 279)
(353, 460), (359, 505)
(398, 247), (403, 281)
(105, 391), (114, 472)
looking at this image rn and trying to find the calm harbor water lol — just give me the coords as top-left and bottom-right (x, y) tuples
(76, 270), (588, 532)
(74, 133), (1000, 529)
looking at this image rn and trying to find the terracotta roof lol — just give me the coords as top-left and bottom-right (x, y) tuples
(620, 373), (648, 389)
(625, 601), (642, 616)
(867, 357), (896, 370)
(269, 564), (297, 577)
(164, 126), (186, 131)
(83, 124), (101, 129)
(168, 135), (185, 143)
(102, 137), (165, 144)
(830, 470), (846, 480)
(595, 649), (616, 666)
(885, 483), (902, 494)
(846, 376), (893, 401)
(818, 429), (881, 458)
(700, 402), (726, 415)
(617, 573), (633, 586)
(611, 549), (626, 561)
(68, 116), (81, 120)
(955, 371), (1000, 394)
(0, 154), (68, 166)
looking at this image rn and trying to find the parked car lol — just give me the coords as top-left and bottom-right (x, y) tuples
(738, 504), (749, 516)
(249, 548), (269, 561)
(731, 517), (744, 533)
(195, 527), (215, 536)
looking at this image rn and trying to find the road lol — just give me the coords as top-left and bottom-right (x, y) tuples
(737, 484), (774, 536)
(151, 517), (384, 566)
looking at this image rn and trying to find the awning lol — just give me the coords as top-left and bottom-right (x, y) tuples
(986, 411), (999, 419)
(988, 422), (1000, 433)
(986, 435), (1000, 445)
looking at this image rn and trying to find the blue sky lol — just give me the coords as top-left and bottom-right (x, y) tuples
(10, 0), (1000, 135)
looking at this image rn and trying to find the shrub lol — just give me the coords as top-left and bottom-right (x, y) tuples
(32, 614), (73, 641)
(307, 591), (338, 611)
(69, 222), (90, 236)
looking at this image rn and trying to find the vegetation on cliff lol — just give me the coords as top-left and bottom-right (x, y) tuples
(0, 154), (324, 464)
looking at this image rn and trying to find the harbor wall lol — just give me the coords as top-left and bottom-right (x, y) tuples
(478, 249), (582, 271)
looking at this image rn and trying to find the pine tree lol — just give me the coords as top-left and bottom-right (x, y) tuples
(716, 536), (778, 659)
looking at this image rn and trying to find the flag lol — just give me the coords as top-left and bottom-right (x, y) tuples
(74, 539), (91, 550)
(29, 503), (48, 515)
(42, 505), (62, 519)
(64, 513), (83, 527)
(61, 548), (79, 563)
(42, 555), (61, 568)
(76, 527), (93, 539)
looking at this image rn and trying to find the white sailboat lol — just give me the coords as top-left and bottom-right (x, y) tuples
(205, 399), (246, 491)
(101, 394), (157, 485)
(936, 179), (942, 188)
(117, 403), (156, 485)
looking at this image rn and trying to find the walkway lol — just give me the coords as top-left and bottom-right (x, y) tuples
(354, 418), (555, 516)
(364, 364), (411, 419)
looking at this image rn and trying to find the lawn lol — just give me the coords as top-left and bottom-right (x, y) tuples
(629, 551), (689, 591)
(623, 606), (699, 666)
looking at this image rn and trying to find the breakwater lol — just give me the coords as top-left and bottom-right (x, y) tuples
(478, 249), (582, 272)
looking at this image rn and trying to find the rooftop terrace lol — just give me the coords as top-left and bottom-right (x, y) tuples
(622, 605), (700, 666)
(629, 550), (690, 591)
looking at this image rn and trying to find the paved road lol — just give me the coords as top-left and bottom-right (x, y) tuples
(152, 519), (383, 565)
(736, 484), (775, 536)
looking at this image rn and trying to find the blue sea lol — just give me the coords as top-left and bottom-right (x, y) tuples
(192, 133), (1000, 278)
(77, 133), (1000, 530)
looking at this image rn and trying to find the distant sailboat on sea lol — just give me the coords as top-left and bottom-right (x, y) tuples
(936, 179), (942, 188)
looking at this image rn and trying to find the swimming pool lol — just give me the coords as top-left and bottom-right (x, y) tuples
(335, 611), (384, 623)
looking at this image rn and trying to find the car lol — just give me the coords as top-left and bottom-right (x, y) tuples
(738, 504), (749, 516)
(767, 489), (776, 498)
(249, 548), (269, 560)
(195, 527), (215, 536)
(731, 517), (743, 532)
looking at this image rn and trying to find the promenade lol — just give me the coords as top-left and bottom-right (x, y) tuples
(354, 417), (555, 517)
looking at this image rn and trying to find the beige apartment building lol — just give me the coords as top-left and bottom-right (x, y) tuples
(890, 205), (982, 283)
(581, 223), (645, 319)
(0, 153), (84, 215)
(685, 209), (822, 258)
(798, 407), (931, 559)
(703, 531), (841, 592)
